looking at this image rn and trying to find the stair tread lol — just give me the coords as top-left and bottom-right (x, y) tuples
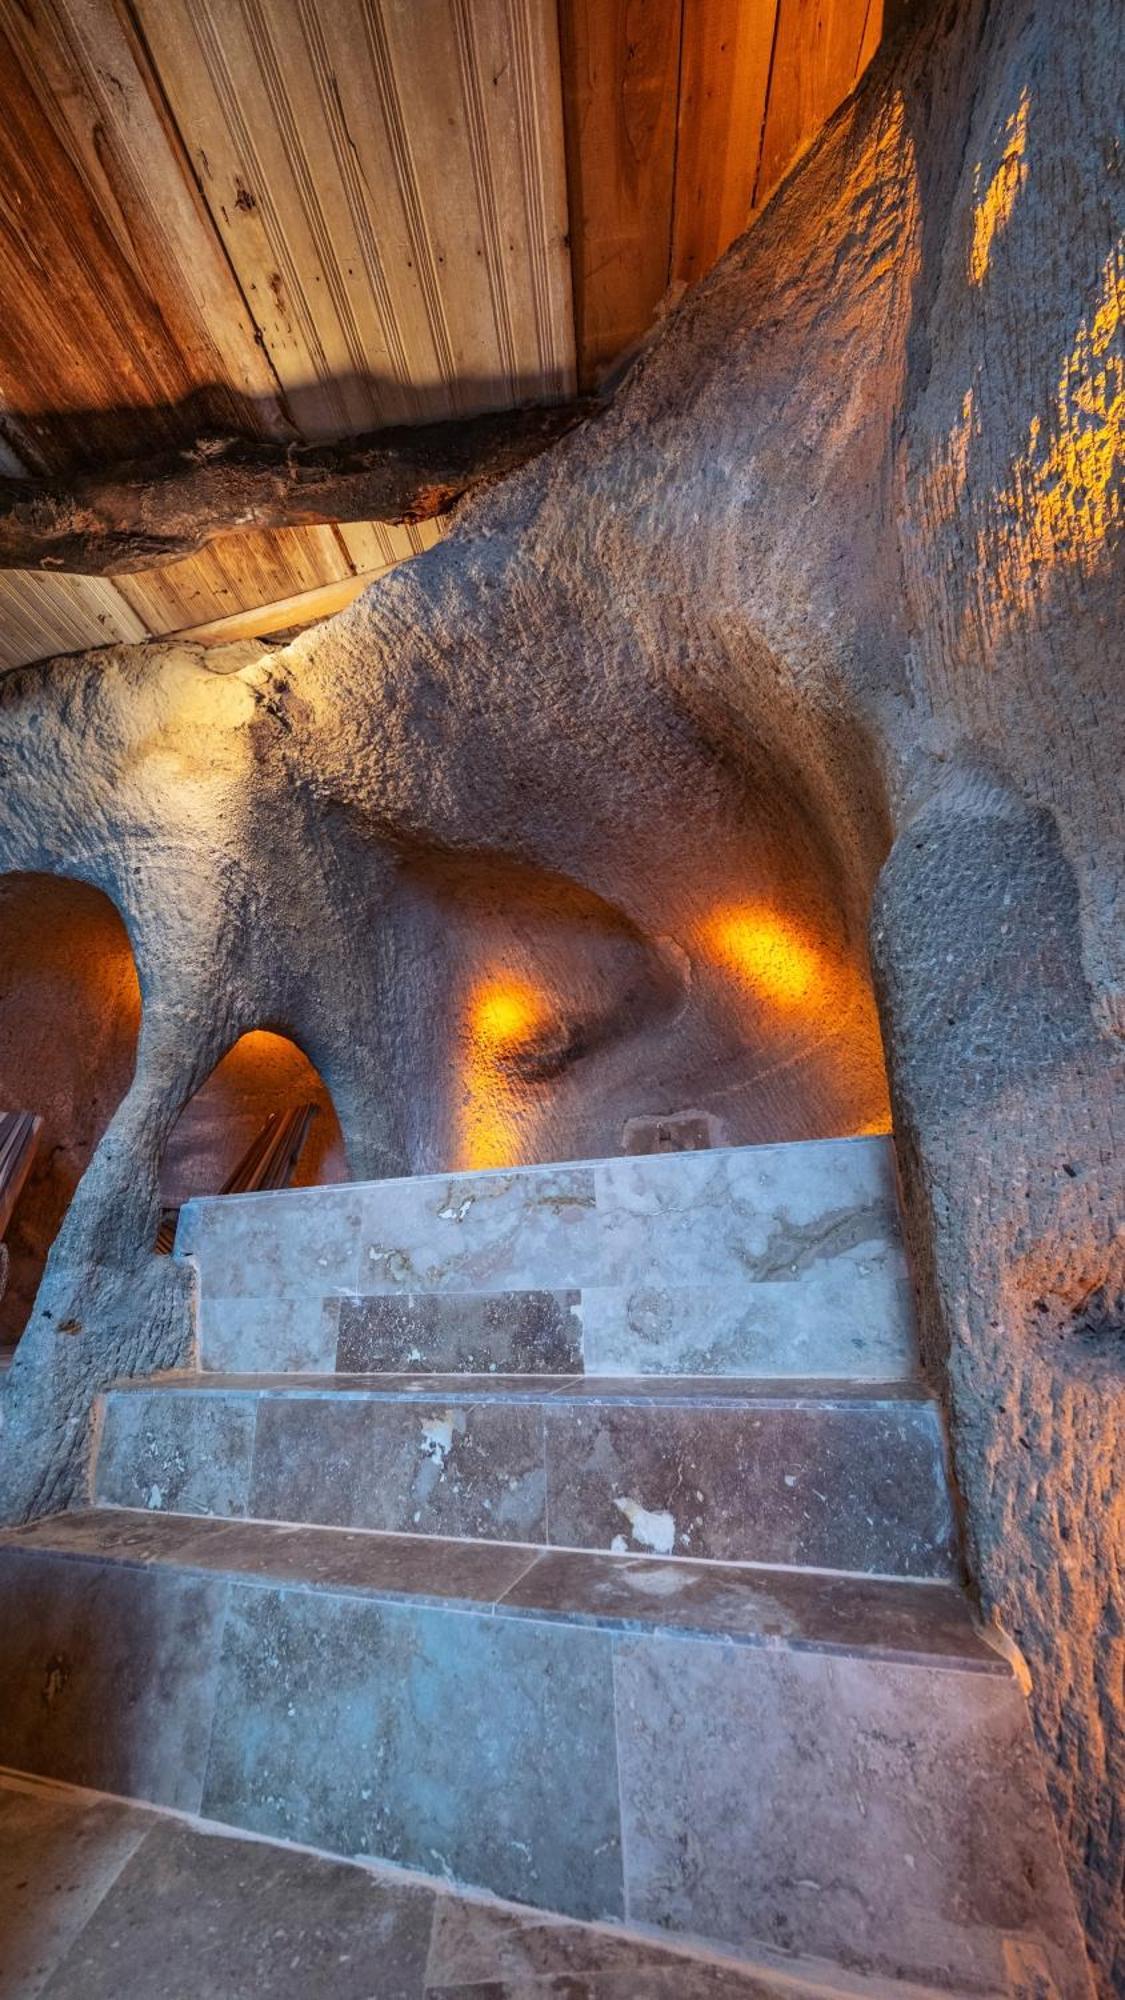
(179, 1132), (895, 1206)
(0, 1507), (999, 1671)
(114, 1371), (934, 1407)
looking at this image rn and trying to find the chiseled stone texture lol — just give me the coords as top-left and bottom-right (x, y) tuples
(0, 1550), (227, 1810)
(201, 1581), (623, 1921)
(614, 1635), (1090, 1996)
(1, 5), (1119, 1971)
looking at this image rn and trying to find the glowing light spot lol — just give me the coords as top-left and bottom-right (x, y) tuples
(701, 905), (824, 1009)
(471, 983), (543, 1048)
(969, 89), (1029, 286)
(458, 975), (548, 1171)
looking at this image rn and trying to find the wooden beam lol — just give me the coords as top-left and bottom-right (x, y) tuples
(167, 571), (387, 648)
(0, 403), (591, 576)
(558, 0), (684, 392)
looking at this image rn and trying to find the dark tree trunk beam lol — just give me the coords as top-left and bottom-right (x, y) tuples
(0, 401), (593, 574)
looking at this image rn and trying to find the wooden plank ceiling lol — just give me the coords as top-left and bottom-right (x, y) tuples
(0, 0), (882, 673)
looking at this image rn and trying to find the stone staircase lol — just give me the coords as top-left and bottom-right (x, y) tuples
(0, 1137), (1088, 1995)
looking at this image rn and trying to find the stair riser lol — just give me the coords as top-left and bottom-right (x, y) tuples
(181, 1139), (918, 1380)
(0, 1545), (1077, 1994)
(199, 1267), (917, 1379)
(95, 1388), (955, 1577)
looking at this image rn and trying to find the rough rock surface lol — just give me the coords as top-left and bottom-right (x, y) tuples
(0, 0), (1120, 1982)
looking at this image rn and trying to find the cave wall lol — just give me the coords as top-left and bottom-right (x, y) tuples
(884, 5), (1124, 1980)
(0, 875), (140, 1344)
(0, 0), (1119, 1982)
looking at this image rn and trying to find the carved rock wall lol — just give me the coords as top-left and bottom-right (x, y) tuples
(0, 0), (1120, 1982)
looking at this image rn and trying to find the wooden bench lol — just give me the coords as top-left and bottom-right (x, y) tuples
(0, 1110), (44, 1302)
(156, 1103), (318, 1254)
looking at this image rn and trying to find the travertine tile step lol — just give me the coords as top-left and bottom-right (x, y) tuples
(0, 1507), (991, 1661)
(0, 1512), (1086, 1994)
(0, 1769), (998, 2000)
(180, 1136), (919, 1381)
(94, 1374), (956, 1577)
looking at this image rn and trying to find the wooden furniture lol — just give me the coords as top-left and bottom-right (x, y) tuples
(156, 1104), (318, 1254)
(0, 1110), (43, 1302)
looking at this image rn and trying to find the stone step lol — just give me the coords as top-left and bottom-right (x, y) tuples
(178, 1135), (919, 1381)
(0, 1510), (1087, 1995)
(0, 1772), (984, 2000)
(95, 1374), (956, 1578)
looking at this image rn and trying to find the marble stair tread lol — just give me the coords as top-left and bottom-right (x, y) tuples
(116, 1370), (934, 1404)
(0, 1509), (1000, 1669)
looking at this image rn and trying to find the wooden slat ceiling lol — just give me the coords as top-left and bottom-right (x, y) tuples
(0, 0), (882, 673)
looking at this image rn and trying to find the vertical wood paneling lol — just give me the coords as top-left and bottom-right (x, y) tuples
(671, 0), (777, 286)
(115, 526), (357, 635)
(0, 523), (448, 666)
(558, 0), (684, 392)
(753, 0), (880, 214)
(112, 520), (446, 635)
(130, 0), (575, 437)
(0, 0), (284, 474)
(560, 0), (881, 388)
(0, 574), (149, 672)
(337, 518), (445, 572)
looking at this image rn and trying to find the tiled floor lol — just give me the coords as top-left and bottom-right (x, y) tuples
(0, 1772), (848, 1999)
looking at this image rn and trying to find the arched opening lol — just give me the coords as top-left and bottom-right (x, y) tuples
(159, 1030), (347, 1219)
(399, 793), (891, 1176)
(0, 873), (141, 1351)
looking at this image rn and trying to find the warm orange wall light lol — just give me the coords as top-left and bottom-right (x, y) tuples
(969, 87), (1029, 286)
(701, 904), (825, 1010)
(458, 975), (548, 1171)
(470, 981), (544, 1049)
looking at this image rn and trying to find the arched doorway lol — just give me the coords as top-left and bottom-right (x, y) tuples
(159, 1029), (347, 1217)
